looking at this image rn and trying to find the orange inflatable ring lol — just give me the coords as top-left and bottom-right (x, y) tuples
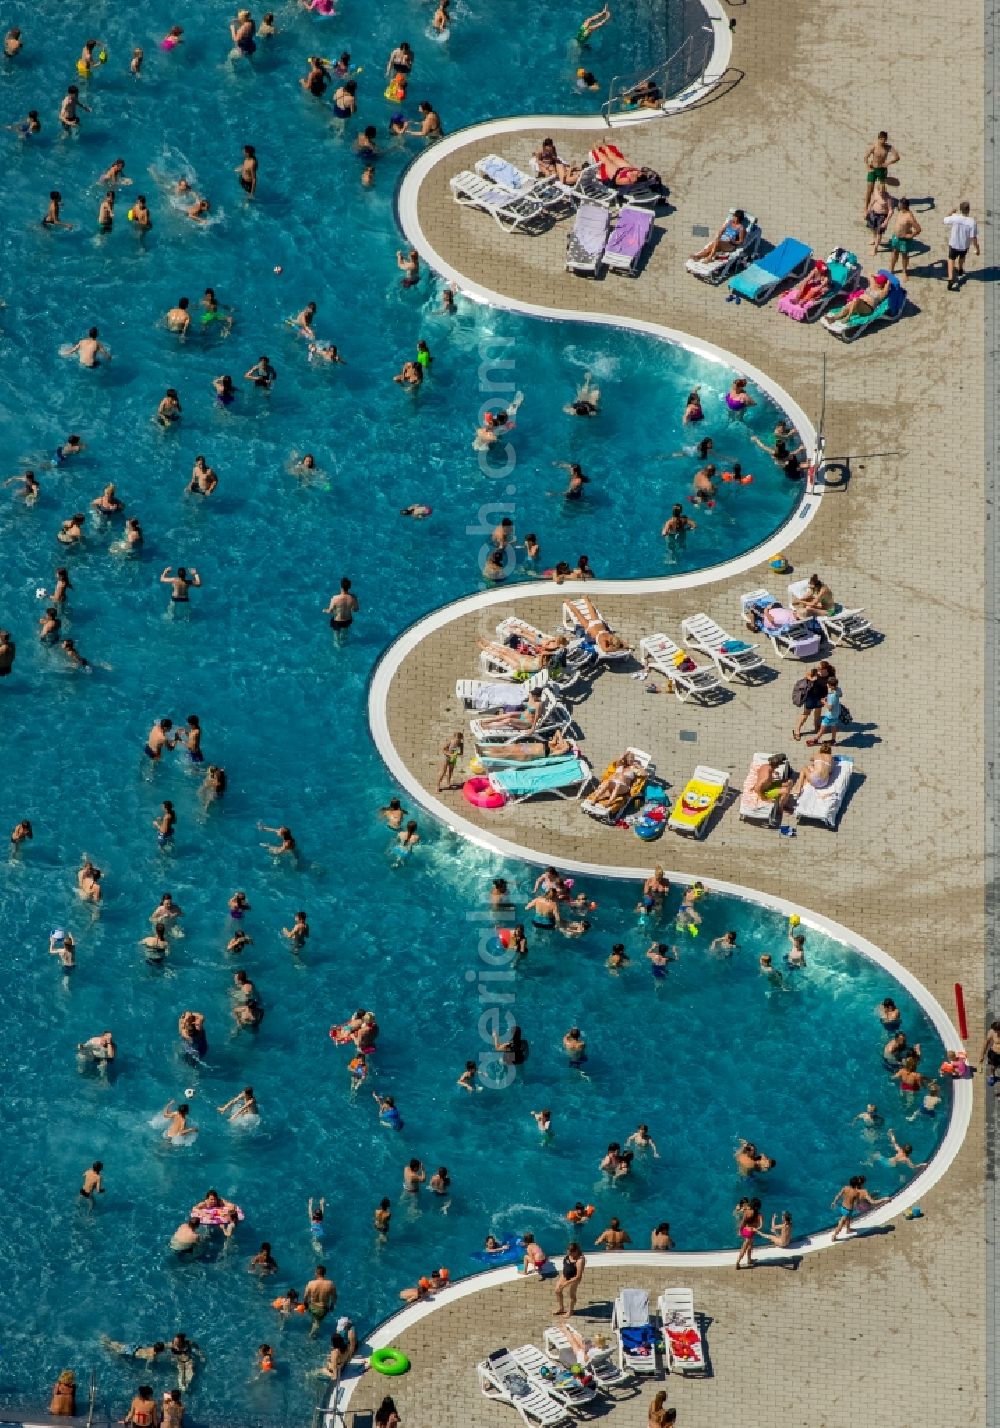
(463, 776), (507, 810)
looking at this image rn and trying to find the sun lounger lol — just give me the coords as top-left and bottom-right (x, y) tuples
(477, 1348), (574, 1427)
(639, 633), (724, 702)
(794, 754), (853, 829)
(565, 202), (609, 277)
(450, 171), (548, 232)
(727, 237), (812, 304)
(581, 747), (652, 823)
(686, 211), (761, 284)
(611, 1289), (658, 1375)
(603, 206), (655, 276)
(777, 248), (861, 321)
(510, 1345), (598, 1410)
(816, 604), (874, 647)
(562, 598), (631, 662)
(821, 270), (906, 341)
(586, 145), (666, 207)
(475, 154), (544, 199)
(680, 613), (765, 681)
(470, 687), (571, 745)
(657, 1288), (707, 1376)
(487, 754), (590, 803)
(456, 671), (549, 710)
(667, 764), (729, 839)
(739, 590), (821, 659)
(541, 1326), (633, 1392)
(739, 751), (790, 825)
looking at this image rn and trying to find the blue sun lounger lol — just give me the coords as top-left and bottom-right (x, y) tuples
(727, 237), (813, 305)
(487, 755), (590, 804)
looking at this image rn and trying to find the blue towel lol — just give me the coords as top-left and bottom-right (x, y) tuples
(621, 1324), (657, 1354)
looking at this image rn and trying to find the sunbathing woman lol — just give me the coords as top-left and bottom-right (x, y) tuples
(533, 138), (581, 185)
(785, 262), (831, 310)
(829, 271), (890, 322)
(791, 743), (835, 796)
(568, 596), (628, 654)
(590, 752), (639, 807)
(791, 573), (835, 615)
(477, 635), (566, 674)
(476, 690), (545, 732)
(690, 209), (747, 261)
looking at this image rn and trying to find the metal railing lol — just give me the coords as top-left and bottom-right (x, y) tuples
(601, 25), (716, 124)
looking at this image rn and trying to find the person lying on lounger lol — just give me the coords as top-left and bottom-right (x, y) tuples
(476, 635), (566, 674)
(827, 272), (890, 322)
(475, 730), (574, 761)
(690, 209), (747, 262)
(567, 596), (629, 654)
(476, 690), (545, 731)
(589, 751), (640, 806)
(561, 1322), (613, 1365)
(786, 261), (830, 309)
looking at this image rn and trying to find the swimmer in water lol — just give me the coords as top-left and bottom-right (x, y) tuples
(394, 360), (422, 386)
(188, 457), (218, 496)
(683, 388), (703, 423)
(309, 343), (346, 364)
(157, 390), (182, 426)
(397, 249), (420, 288)
(64, 328), (111, 367)
(160, 566), (201, 604)
(258, 823), (297, 856)
(60, 638), (90, 670)
(400, 504), (432, 518)
(218, 1086), (259, 1122)
(237, 145), (258, 197)
(293, 303), (318, 339)
(245, 356), (276, 390)
(165, 298), (191, 335)
(161, 1100), (198, 1139)
(43, 191), (73, 230)
(576, 5), (611, 42)
(564, 372), (600, 416)
(853, 1103), (884, 1129)
(380, 798), (407, 829)
(282, 910), (310, 952)
(139, 922), (169, 964)
(457, 1061), (478, 1092)
(8, 110), (40, 138)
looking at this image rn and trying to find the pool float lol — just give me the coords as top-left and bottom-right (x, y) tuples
(272, 1298), (307, 1313)
(384, 74), (406, 102)
(371, 1347), (410, 1376)
(566, 1204), (595, 1223)
(470, 1239), (524, 1266)
(721, 470), (753, 484)
(192, 1204), (244, 1226)
(329, 1023), (376, 1052)
(463, 776), (506, 810)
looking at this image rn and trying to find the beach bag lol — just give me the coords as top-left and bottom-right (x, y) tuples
(839, 704), (853, 726)
(791, 677), (809, 708)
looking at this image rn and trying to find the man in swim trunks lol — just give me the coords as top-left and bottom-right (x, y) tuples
(863, 131), (899, 215)
(80, 1161), (105, 1206)
(166, 300), (190, 340)
(324, 577), (359, 635)
(302, 1266), (337, 1337)
(59, 85), (91, 133)
(831, 1174), (884, 1240)
(244, 356), (276, 389)
(887, 197), (921, 278)
(145, 718), (176, 761)
(160, 567), (201, 604)
(102, 1339), (167, 1363)
(66, 328), (111, 367)
(238, 144), (258, 196)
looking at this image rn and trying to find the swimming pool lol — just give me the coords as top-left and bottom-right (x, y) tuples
(0, 3), (910, 1424)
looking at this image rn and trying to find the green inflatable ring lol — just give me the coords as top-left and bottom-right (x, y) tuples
(371, 1346), (410, 1376)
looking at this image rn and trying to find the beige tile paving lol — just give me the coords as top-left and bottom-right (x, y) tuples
(369, 0), (990, 1419)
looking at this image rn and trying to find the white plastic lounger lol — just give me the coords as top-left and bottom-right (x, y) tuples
(470, 687), (571, 745)
(739, 589), (821, 660)
(680, 613), (765, 681)
(657, 1288), (707, 1376)
(456, 671), (549, 709)
(542, 1326), (633, 1392)
(562, 598), (631, 661)
(817, 606), (873, 646)
(565, 202), (609, 276)
(686, 211), (761, 284)
(450, 171), (547, 232)
(510, 1345), (598, 1409)
(477, 1348), (574, 1427)
(639, 633), (723, 702)
(611, 1288), (658, 1375)
(794, 754), (853, 829)
(475, 155), (575, 215)
(496, 616), (553, 646)
(739, 751), (790, 825)
(603, 206), (655, 276)
(580, 747), (652, 823)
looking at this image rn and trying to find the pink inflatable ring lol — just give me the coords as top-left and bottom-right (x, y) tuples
(463, 776), (506, 810)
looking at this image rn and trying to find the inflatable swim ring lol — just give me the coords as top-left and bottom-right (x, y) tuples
(463, 776), (506, 810)
(371, 1346), (410, 1376)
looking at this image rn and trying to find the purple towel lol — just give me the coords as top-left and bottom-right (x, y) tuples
(606, 206), (653, 259)
(572, 202), (609, 258)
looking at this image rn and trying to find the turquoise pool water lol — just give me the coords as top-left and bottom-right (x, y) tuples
(0, 3), (912, 1424)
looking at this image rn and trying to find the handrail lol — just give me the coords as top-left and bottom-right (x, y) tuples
(601, 26), (713, 124)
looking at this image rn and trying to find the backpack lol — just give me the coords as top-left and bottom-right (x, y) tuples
(839, 704), (853, 726)
(791, 677), (809, 708)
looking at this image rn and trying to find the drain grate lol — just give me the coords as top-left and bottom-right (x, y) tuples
(691, 224), (710, 237)
(678, 729), (698, 742)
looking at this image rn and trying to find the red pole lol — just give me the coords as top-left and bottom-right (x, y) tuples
(954, 983), (968, 1042)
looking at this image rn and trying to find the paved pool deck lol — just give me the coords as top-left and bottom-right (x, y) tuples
(359, 0), (994, 1420)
